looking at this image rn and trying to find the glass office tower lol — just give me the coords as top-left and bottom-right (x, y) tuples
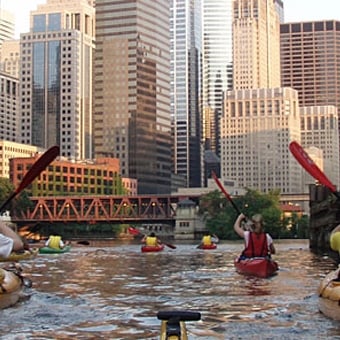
(19, 0), (95, 160)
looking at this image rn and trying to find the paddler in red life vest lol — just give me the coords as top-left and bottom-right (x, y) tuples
(142, 232), (162, 247)
(233, 213), (275, 259)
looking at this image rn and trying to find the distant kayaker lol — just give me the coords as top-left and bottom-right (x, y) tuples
(233, 213), (275, 258)
(330, 225), (340, 254)
(45, 235), (67, 250)
(200, 232), (219, 248)
(0, 222), (25, 258)
(142, 232), (162, 247)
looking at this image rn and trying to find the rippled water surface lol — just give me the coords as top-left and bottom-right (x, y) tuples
(0, 239), (340, 339)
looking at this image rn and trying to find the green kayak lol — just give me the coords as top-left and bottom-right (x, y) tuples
(39, 245), (71, 254)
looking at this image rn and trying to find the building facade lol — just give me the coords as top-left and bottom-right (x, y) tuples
(10, 155), (126, 196)
(221, 87), (302, 193)
(94, 0), (172, 194)
(0, 71), (19, 143)
(300, 106), (340, 188)
(19, 0), (95, 161)
(0, 140), (39, 179)
(232, 0), (281, 90)
(170, 0), (202, 188)
(202, 0), (233, 159)
(280, 20), (340, 188)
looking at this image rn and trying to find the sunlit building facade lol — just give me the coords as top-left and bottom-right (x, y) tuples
(280, 20), (340, 180)
(94, 0), (172, 194)
(170, 0), (202, 188)
(202, 0), (233, 158)
(19, 0), (95, 161)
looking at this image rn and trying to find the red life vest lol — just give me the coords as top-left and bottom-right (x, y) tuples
(242, 232), (269, 258)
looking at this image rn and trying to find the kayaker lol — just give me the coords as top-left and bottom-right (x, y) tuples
(200, 232), (219, 247)
(330, 225), (340, 254)
(233, 213), (275, 258)
(142, 232), (162, 247)
(45, 235), (67, 250)
(0, 222), (25, 258)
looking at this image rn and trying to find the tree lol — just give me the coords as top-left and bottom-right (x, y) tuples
(199, 188), (286, 239)
(0, 177), (33, 217)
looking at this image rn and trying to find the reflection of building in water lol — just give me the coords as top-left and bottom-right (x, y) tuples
(141, 223), (174, 237)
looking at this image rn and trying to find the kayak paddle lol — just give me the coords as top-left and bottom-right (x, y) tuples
(289, 141), (340, 199)
(128, 226), (176, 249)
(211, 170), (242, 214)
(0, 145), (60, 213)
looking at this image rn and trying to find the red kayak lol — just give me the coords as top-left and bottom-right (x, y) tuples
(141, 244), (165, 253)
(234, 256), (278, 278)
(201, 243), (217, 250)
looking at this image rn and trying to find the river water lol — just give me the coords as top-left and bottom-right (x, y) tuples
(0, 239), (339, 339)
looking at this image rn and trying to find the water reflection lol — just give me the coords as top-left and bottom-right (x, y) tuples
(0, 240), (340, 339)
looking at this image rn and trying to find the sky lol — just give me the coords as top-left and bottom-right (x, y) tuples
(3, 0), (340, 39)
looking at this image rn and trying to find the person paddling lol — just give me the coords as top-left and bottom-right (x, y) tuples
(0, 222), (25, 258)
(142, 232), (162, 247)
(45, 235), (68, 250)
(199, 232), (219, 248)
(233, 213), (275, 259)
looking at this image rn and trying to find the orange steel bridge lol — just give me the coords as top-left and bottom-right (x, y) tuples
(12, 194), (201, 225)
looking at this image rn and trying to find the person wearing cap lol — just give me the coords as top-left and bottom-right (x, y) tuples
(330, 225), (340, 254)
(233, 213), (275, 258)
(0, 222), (24, 258)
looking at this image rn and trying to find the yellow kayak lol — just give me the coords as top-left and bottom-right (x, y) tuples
(0, 248), (39, 262)
(0, 267), (23, 309)
(318, 267), (340, 320)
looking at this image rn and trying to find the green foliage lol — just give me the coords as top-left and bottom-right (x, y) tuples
(199, 188), (308, 239)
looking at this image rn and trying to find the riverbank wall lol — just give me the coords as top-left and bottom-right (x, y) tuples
(309, 184), (340, 260)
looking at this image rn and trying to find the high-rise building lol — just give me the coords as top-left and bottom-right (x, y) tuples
(94, 0), (172, 194)
(170, 0), (202, 188)
(221, 87), (302, 193)
(300, 105), (340, 187)
(19, 0), (95, 161)
(232, 0), (281, 90)
(0, 40), (20, 78)
(0, 71), (19, 142)
(220, 0), (302, 194)
(0, 8), (14, 50)
(280, 20), (340, 187)
(202, 0), (233, 158)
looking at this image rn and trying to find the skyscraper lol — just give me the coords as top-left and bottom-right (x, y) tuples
(202, 0), (233, 158)
(233, 0), (281, 89)
(220, 0), (302, 194)
(94, 0), (172, 194)
(19, 0), (95, 160)
(0, 7), (14, 50)
(280, 20), (340, 187)
(170, 0), (202, 188)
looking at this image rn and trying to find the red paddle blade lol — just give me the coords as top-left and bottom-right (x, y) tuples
(128, 227), (140, 235)
(289, 141), (337, 193)
(16, 145), (60, 194)
(165, 243), (176, 249)
(0, 145), (60, 212)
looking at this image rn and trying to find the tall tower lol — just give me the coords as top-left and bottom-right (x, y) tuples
(19, 0), (95, 160)
(220, 0), (302, 194)
(94, 0), (172, 194)
(170, 0), (202, 188)
(233, 0), (281, 89)
(0, 7), (14, 49)
(202, 0), (233, 159)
